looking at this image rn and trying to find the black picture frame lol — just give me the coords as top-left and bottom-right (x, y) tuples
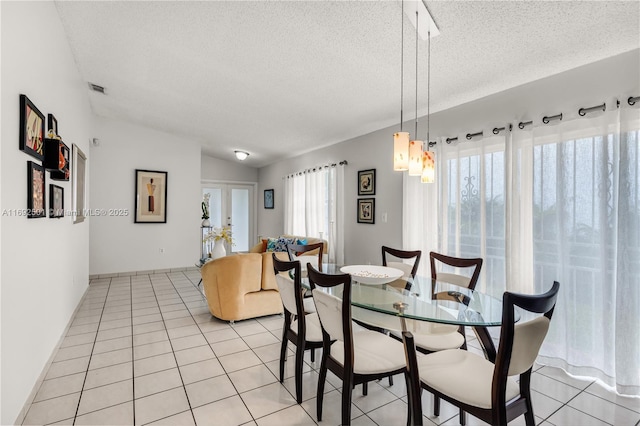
(48, 113), (58, 137)
(49, 184), (64, 218)
(19, 95), (45, 161)
(264, 189), (274, 209)
(27, 161), (46, 218)
(357, 198), (375, 224)
(358, 169), (376, 196)
(135, 169), (168, 223)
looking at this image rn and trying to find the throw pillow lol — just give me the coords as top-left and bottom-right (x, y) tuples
(274, 237), (295, 252)
(296, 238), (308, 245)
(261, 239), (268, 252)
(266, 237), (279, 252)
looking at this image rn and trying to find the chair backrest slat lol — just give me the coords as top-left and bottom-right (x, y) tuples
(288, 243), (324, 272)
(494, 281), (560, 400)
(382, 246), (422, 279)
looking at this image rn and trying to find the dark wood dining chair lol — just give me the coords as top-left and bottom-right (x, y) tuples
(404, 281), (560, 426)
(307, 264), (408, 426)
(272, 254), (324, 403)
(391, 252), (483, 357)
(382, 246), (422, 277)
(287, 242), (324, 272)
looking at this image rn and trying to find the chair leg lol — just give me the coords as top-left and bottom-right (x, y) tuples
(279, 336), (287, 383)
(342, 376), (353, 426)
(316, 354), (328, 422)
(362, 381), (368, 396)
(310, 347), (315, 363)
(389, 375), (394, 386)
(434, 395), (440, 417)
(459, 408), (466, 426)
(294, 341), (305, 403)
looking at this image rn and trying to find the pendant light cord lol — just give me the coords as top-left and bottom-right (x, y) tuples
(400, 0), (404, 132)
(427, 28), (430, 147)
(415, 10), (419, 139)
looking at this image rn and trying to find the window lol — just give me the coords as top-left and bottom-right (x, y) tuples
(404, 108), (640, 395)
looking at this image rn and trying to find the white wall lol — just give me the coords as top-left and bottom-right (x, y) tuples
(201, 154), (258, 183)
(1, 2), (92, 423)
(257, 49), (640, 266)
(89, 117), (201, 275)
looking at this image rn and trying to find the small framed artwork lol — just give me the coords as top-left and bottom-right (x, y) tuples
(357, 198), (375, 224)
(49, 184), (64, 218)
(264, 189), (274, 209)
(19, 95), (45, 161)
(135, 169), (168, 223)
(358, 169), (376, 196)
(48, 114), (58, 137)
(72, 144), (87, 224)
(27, 161), (46, 218)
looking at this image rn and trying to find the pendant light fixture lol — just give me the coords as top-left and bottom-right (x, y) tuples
(408, 10), (423, 176)
(421, 27), (435, 184)
(393, 0), (410, 171)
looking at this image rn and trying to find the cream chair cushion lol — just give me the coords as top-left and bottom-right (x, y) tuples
(330, 329), (407, 374)
(313, 290), (406, 375)
(418, 349), (520, 409)
(290, 313), (323, 342)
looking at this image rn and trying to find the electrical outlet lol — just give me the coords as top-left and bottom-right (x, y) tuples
(382, 213), (388, 223)
(159, 248), (164, 253)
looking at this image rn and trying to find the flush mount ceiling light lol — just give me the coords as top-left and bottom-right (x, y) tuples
(234, 150), (249, 161)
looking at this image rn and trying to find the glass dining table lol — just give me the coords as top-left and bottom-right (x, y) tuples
(299, 264), (510, 363)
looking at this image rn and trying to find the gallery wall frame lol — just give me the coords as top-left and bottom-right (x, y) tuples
(27, 161), (46, 218)
(49, 184), (64, 218)
(135, 169), (168, 223)
(358, 169), (376, 196)
(19, 94), (45, 161)
(264, 189), (274, 209)
(72, 144), (87, 224)
(357, 198), (375, 224)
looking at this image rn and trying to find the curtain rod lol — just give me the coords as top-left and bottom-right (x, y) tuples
(284, 160), (348, 179)
(433, 95), (638, 145)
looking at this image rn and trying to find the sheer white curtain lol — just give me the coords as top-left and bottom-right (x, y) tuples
(283, 164), (345, 264)
(404, 104), (640, 395)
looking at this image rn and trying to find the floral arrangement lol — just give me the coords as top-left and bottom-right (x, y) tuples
(202, 193), (210, 220)
(204, 225), (234, 245)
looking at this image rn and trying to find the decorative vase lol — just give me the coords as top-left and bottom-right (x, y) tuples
(211, 239), (226, 260)
(202, 218), (211, 227)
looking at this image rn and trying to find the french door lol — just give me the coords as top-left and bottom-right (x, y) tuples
(202, 182), (256, 253)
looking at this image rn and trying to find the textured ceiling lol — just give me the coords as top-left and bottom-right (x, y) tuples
(55, 1), (640, 167)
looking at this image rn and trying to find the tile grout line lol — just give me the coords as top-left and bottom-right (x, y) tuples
(129, 275), (136, 426)
(70, 278), (113, 425)
(148, 272), (199, 425)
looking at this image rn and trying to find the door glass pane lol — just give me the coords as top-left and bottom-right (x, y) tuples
(231, 188), (249, 252)
(203, 188), (222, 228)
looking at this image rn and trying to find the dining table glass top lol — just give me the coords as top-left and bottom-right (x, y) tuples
(297, 264), (507, 328)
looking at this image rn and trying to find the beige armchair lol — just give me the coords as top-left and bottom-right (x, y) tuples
(201, 253), (283, 322)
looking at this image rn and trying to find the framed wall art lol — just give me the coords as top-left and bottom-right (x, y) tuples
(358, 169), (376, 196)
(72, 144), (87, 223)
(357, 198), (375, 224)
(49, 184), (64, 218)
(27, 161), (46, 218)
(135, 169), (168, 223)
(264, 189), (274, 209)
(19, 94), (45, 161)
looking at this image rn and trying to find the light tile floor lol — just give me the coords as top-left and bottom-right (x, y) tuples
(21, 271), (640, 426)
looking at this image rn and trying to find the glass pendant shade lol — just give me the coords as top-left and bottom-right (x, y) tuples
(408, 140), (423, 176)
(393, 132), (410, 171)
(421, 150), (435, 183)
